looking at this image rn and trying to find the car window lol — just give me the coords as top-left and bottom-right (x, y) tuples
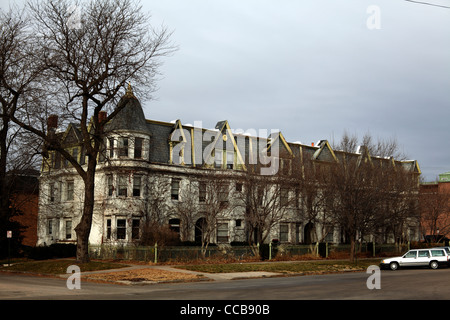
(404, 251), (417, 258)
(431, 250), (445, 257)
(418, 251), (430, 257)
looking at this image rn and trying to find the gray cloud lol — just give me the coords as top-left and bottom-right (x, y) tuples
(146, 0), (450, 181)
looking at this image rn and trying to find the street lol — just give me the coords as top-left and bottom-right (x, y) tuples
(1, 268), (450, 300)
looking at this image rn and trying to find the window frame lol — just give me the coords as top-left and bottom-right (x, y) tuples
(66, 180), (74, 201)
(116, 219), (127, 240)
(171, 178), (180, 201)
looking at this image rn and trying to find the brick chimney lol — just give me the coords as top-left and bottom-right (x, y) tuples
(99, 111), (107, 123)
(47, 115), (58, 129)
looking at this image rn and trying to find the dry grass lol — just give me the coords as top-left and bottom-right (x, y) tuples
(84, 268), (207, 283)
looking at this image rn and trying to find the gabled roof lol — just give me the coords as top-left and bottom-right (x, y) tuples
(267, 131), (294, 158)
(202, 120), (246, 170)
(61, 123), (82, 145)
(169, 119), (188, 143)
(312, 140), (338, 163)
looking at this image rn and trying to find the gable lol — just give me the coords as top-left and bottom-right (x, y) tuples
(312, 140), (337, 163)
(62, 124), (82, 146)
(267, 132), (293, 158)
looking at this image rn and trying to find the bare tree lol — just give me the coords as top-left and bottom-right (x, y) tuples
(139, 175), (179, 246)
(420, 184), (450, 242)
(0, 6), (44, 255)
(328, 132), (419, 261)
(235, 165), (296, 257)
(174, 179), (198, 242)
(197, 175), (231, 257)
(9, 0), (176, 262)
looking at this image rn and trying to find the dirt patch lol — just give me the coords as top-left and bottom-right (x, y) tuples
(84, 268), (207, 284)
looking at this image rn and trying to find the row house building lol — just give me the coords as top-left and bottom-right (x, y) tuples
(37, 86), (421, 247)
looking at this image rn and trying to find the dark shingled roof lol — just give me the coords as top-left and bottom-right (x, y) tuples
(106, 95), (148, 133)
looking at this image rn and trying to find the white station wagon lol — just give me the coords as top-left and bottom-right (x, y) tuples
(380, 248), (450, 270)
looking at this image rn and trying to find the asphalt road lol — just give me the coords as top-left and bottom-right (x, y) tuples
(1, 267), (450, 300)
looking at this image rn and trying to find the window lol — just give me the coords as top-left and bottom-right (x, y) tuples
(199, 182), (206, 202)
(72, 148), (78, 163)
(50, 184), (56, 202)
(67, 181), (74, 201)
(235, 219), (242, 228)
(80, 146), (86, 165)
(280, 158), (291, 175)
(98, 140), (105, 162)
(219, 184), (229, 203)
(132, 219), (140, 240)
(117, 219), (126, 240)
(418, 251), (430, 258)
(65, 220), (72, 239)
(47, 219), (53, 235)
(324, 226), (334, 242)
(58, 181), (63, 202)
(109, 138), (115, 158)
(404, 251), (417, 258)
(257, 187), (264, 206)
(214, 150), (223, 168)
(280, 224), (289, 242)
(106, 219), (111, 240)
(55, 152), (61, 169)
(171, 178), (180, 200)
(119, 137), (129, 157)
(235, 183), (243, 192)
(134, 138), (143, 159)
(169, 218), (181, 234)
(280, 188), (289, 207)
(107, 175), (114, 197)
(217, 223), (228, 242)
(133, 175), (142, 197)
(118, 175), (128, 197)
(226, 151), (234, 169)
(431, 250), (445, 257)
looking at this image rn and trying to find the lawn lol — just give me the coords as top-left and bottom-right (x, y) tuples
(0, 259), (127, 275)
(175, 259), (381, 274)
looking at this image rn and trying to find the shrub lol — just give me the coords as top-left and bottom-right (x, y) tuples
(27, 243), (76, 260)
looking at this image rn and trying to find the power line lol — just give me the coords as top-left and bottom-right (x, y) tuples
(404, 0), (450, 9)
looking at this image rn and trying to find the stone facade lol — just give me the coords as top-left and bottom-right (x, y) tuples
(37, 90), (421, 246)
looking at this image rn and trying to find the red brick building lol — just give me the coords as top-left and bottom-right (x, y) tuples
(420, 172), (450, 242)
(9, 172), (39, 247)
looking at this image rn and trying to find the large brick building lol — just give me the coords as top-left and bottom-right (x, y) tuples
(37, 87), (421, 247)
(420, 172), (450, 242)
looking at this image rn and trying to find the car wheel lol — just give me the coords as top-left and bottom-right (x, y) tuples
(389, 262), (399, 271)
(430, 261), (439, 269)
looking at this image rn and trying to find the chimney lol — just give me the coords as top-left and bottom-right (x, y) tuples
(99, 111), (107, 123)
(311, 142), (314, 147)
(47, 115), (58, 129)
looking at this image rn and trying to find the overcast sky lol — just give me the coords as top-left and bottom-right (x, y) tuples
(2, 0), (450, 181)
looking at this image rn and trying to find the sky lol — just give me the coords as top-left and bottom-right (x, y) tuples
(2, 0), (450, 181)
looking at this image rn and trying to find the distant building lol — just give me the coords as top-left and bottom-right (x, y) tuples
(9, 170), (39, 247)
(419, 172), (450, 242)
(37, 87), (421, 247)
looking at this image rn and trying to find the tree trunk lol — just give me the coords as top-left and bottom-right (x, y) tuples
(75, 157), (96, 263)
(350, 237), (356, 263)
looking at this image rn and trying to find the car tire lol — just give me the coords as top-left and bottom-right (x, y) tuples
(389, 262), (399, 271)
(430, 261), (439, 269)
